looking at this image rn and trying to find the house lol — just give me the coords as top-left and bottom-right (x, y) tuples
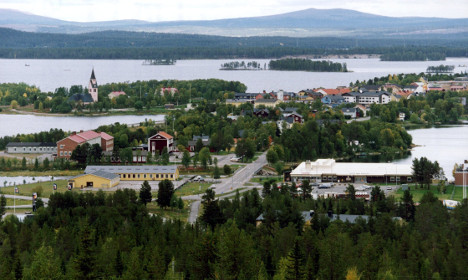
(6, 142), (57, 154)
(234, 92), (262, 100)
(341, 108), (357, 118)
(278, 112), (304, 130)
(315, 88), (351, 96)
(187, 135), (210, 152)
(68, 170), (120, 189)
(88, 69), (98, 102)
(355, 104), (368, 117)
(359, 85), (381, 92)
(399, 112), (406, 121)
(225, 99), (251, 107)
(56, 130), (114, 159)
(148, 131), (174, 154)
(68, 93), (94, 104)
(253, 108), (270, 118)
(108, 91), (126, 99)
(255, 99), (281, 108)
(160, 87), (179, 96)
(343, 91), (391, 105)
(321, 95), (345, 106)
(84, 165), (180, 181)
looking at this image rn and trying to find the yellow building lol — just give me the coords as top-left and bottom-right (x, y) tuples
(68, 170), (120, 189)
(84, 165), (180, 181)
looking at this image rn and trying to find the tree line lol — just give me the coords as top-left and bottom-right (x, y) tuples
(0, 180), (467, 279)
(269, 59), (348, 72)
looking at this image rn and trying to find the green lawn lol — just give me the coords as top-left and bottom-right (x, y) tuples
(175, 182), (211, 197)
(250, 176), (283, 183)
(5, 198), (33, 207)
(146, 200), (191, 222)
(392, 184), (465, 202)
(1, 179), (70, 198)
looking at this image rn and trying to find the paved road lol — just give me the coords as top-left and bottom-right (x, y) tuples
(346, 116), (370, 124)
(184, 151), (267, 224)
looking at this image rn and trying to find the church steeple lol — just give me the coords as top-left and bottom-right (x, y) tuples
(88, 68), (98, 102)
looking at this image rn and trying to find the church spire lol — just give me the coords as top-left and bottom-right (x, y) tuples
(90, 68), (96, 80)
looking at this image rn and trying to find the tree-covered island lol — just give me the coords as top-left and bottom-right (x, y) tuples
(269, 58), (348, 72)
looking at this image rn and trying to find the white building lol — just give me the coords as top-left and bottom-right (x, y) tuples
(291, 159), (413, 184)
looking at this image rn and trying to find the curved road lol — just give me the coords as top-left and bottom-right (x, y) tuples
(186, 152), (267, 224)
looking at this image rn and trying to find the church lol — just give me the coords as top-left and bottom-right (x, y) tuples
(68, 69), (98, 104)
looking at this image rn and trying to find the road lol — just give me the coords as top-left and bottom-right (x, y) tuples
(185, 152), (267, 224)
(346, 116), (370, 123)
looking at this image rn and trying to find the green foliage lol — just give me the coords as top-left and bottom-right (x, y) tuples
(0, 195), (6, 216)
(223, 164), (232, 175)
(182, 150), (191, 168)
(269, 58), (348, 72)
(139, 180), (152, 205)
(157, 179), (174, 209)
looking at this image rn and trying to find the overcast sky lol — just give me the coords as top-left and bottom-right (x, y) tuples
(1, 0), (467, 22)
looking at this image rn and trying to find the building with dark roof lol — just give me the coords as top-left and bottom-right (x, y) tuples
(68, 170), (120, 189)
(6, 142), (56, 154)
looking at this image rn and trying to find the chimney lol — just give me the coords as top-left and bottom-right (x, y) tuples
(80, 130), (84, 133)
(71, 132), (76, 135)
(327, 210), (333, 218)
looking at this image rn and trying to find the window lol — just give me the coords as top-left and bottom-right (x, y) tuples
(133, 174), (135, 178)
(60, 151), (63, 156)
(123, 174), (126, 178)
(137, 174), (140, 178)
(396, 176), (400, 181)
(390, 176), (395, 182)
(144, 174), (146, 178)
(165, 174), (168, 179)
(60, 145), (64, 149)
(150, 174), (153, 178)
(407, 177), (412, 182)
(156, 174), (159, 179)
(170, 174), (173, 179)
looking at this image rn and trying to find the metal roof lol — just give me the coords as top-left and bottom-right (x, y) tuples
(6, 142), (55, 147)
(85, 165), (178, 174)
(71, 170), (119, 180)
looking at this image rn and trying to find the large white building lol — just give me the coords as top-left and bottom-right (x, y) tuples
(291, 159), (413, 184)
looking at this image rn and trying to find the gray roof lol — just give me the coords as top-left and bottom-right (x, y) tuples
(6, 142), (56, 147)
(341, 108), (357, 113)
(85, 165), (178, 174)
(256, 98), (277, 103)
(71, 170), (119, 180)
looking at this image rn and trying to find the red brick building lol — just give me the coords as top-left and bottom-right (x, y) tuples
(454, 162), (468, 186)
(57, 130), (114, 159)
(148, 132), (174, 155)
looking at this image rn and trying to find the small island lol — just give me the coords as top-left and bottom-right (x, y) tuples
(220, 61), (264, 70)
(426, 65), (455, 73)
(142, 59), (176, 65)
(268, 58), (348, 72)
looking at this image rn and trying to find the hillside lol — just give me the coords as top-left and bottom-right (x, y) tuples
(1, 8), (467, 37)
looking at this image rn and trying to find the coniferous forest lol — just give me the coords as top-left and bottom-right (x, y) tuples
(1, 186), (467, 279)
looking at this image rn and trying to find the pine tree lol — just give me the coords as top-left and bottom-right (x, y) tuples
(139, 180), (152, 205)
(72, 222), (96, 280)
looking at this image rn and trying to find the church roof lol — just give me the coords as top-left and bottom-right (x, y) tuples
(90, 69), (96, 80)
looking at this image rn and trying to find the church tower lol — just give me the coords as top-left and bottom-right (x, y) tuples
(88, 69), (98, 102)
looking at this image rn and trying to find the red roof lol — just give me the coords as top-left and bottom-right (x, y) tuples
(78, 130), (101, 140)
(109, 91), (126, 96)
(100, 132), (114, 140)
(68, 134), (86, 144)
(156, 131), (173, 139)
(316, 88), (351, 95)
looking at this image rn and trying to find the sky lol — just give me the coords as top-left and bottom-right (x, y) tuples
(1, 0), (467, 22)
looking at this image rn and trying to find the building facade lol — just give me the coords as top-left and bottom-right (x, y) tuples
(84, 165), (180, 181)
(291, 159), (413, 184)
(57, 130), (114, 159)
(68, 171), (120, 189)
(6, 142), (57, 154)
(148, 132), (174, 154)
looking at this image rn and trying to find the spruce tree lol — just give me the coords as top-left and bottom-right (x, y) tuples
(139, 180), (152, 205)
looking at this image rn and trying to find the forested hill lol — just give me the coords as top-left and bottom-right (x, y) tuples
(1, 27), (468, 59)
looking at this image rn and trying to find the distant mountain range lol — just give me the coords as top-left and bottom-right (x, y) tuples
(1, 8), (468, 37)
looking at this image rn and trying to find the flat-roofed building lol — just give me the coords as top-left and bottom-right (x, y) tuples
(84, 165), (179, 181)
(291, 158), (412, 184)
(6, 142), (57, 154)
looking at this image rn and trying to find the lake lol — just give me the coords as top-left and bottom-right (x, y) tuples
(395, 126), (468, 182)
(0, 114), (164, 137)
(1, 57), (468, 93)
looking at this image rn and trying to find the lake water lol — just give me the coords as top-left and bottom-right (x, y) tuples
(0, 114), (164, 137)
(0, 176), (68, 187)
(395, 126), (468, 181)
(1, 57), (468, 93)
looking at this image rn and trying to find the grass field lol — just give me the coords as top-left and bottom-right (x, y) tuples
(0, 170), (82, 177)
(1, 179), (70, 198)
(392, 184), (465, 202)
(5, 198), (33, 206)
(175, 182), (211, 197)
(146, 200), (191, 222)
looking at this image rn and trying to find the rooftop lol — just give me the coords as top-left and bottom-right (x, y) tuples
(85, 165), (178, 174)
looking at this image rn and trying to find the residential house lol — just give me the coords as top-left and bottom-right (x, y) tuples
(187, 135), (211, 152)
(253, 108), (270, 118)
(6, 142), (57, 154)
(255, 99), (281, 108)
(343, 91), (391, 105)
(159, 87), (178, 96)
(148, 131), (174, 154)
(453, 162), (468, 186)
(278, 112), (304, 130)
(57, 130), (114, 159)
(108, 91), (126, 99)
(355, 104), (368, 117)
(341, 108), (357, 118)
(321, 95), (345, 106)
(315, 88), (351, 96)
(234, 92), (262, 100)
(399, 112), (406, 121)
